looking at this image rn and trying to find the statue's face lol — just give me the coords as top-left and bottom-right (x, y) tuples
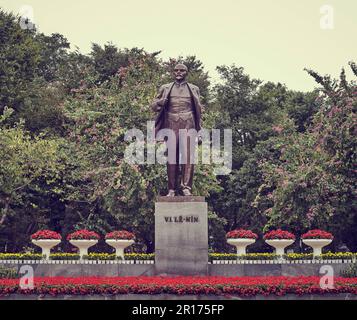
(173, 65), (188, 82)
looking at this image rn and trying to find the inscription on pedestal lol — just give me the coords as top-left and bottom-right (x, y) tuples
(164, 215), (199, 223)
(155, 197), (208, 275)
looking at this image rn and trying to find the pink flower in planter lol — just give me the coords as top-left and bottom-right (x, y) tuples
(301, 229), (333, 239)
(105, 230), (135, 240)
(31, 230), (61, 240)
(226, 229), (258, 239)
(67, 229), (100, 240)
(263, 229), (295, 240)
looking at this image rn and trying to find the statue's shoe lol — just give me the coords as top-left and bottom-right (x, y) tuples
(166, 190), (175, 197)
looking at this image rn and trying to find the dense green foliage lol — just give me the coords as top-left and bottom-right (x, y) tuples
(0, 9), (355, 253)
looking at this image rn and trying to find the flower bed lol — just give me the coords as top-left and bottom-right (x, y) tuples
(284, 253), (313, 260)
(321, 252), (355, 260)
(84, 253), (155, 261)
(0, 252), (355, 261)
(83, 253), (116, 260)
(210, 253), (279, 261)
(125, 253), (154, 261)
(210, 253), (310, 261)
(0, 253), (155, 261)
(0, 276), (356, 296)
(0, 253), (44, 260)
(209, 252), (356, 261)
(49, 253), (80, 260)
(226, 229), (258, 239)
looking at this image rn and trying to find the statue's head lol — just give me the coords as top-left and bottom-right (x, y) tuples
(173, 63), (188, 82)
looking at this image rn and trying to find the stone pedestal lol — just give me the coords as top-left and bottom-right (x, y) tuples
(155, 196), (208, 275)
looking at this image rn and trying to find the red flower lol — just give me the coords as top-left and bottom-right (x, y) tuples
(31, 230), (61, 240)
(105, 230), (135, 240)
(0, 276), (356, 296)
(67, 230), (100, 240)
(301, 229), (333, 240)
(264, 229), (295, 240)
(226, 229), (258, 239)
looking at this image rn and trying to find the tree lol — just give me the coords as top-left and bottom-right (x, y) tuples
(0, 10), (41, 115)
(255, 63), (357, 250)
(208, 65), (321, 251)
(0, 107), (64, 250)
(0, 11), (71, 134)
(35, 33), (70, 82)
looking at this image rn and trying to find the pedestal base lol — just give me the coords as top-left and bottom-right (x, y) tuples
(155, 196), (208, 275)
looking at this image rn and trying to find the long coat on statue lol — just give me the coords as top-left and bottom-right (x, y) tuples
(150, 82), (203, 137)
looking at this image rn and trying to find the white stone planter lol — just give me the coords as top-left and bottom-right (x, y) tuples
(265, 239), (295, 256)
(32, 239), (61, 259)
(69, 240), (98, 258)
(227, 238), (256, 255)
(105, 239), (134, 259)
(302, 239), (332, 257)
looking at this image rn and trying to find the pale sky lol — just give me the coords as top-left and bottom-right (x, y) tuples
(1, 0), (356, 92)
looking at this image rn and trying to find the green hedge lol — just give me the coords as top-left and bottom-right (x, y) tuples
(0, 252), (355, 261)
(0, 253), (155, 260)
(84, 253), (155, 260)
(49, 253), (80, 260)
(0, 253), (44, 260)
(209, 252), (356, 261)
